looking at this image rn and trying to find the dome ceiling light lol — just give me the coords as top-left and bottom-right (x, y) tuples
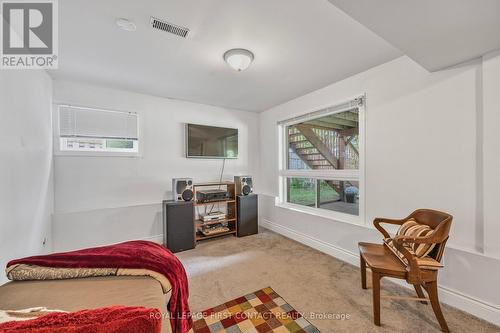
(223, 48), (254, 72)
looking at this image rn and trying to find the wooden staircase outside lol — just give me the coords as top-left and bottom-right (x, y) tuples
(288, 127), (359, 171)
(287, 112), (360, 199)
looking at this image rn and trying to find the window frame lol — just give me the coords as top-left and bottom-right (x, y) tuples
(276, 96), (366, 226)
(53, 104), (141, 157)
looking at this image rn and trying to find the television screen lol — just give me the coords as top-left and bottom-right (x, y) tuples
(186, 124), (238, 158)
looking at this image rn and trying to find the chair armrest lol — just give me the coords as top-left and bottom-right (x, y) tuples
(392, 237), (423, 283)
(373, 217), (406, 239)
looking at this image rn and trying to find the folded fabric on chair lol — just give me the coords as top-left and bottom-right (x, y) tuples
(6, 241), (192, 333)
(0, 306), (161, 333)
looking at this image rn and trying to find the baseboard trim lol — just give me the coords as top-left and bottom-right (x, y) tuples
(260, 219), (359, 265)
(140, 234), (163, 244)
(437, 285), (500, 326)
(260, 219), (500, 327)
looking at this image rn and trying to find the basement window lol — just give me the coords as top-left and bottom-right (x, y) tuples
(277, 97), (365, 224)
(55, 105), (139, 156)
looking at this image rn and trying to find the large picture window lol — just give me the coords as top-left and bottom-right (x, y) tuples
(278, 97), (364, 223)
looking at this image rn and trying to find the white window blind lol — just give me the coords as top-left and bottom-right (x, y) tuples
(57, 105), (139, 155)
(59, 105), (138, 140)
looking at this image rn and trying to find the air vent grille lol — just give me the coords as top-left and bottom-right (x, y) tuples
(150, 17), (189, 38)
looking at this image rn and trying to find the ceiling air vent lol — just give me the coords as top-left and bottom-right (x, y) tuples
(150, 17), (189, 38)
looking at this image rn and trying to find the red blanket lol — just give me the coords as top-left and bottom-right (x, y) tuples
(7, 241), (192, 333)
(0, 306), (161, 333)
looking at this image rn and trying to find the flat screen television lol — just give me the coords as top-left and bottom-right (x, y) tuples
(186, 124), (238, 159)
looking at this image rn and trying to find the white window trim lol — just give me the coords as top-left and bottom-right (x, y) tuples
(276, 95), (366, 226)
(53, 104), (141, 157)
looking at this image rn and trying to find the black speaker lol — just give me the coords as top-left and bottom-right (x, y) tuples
(162, 200), (195, 253)
(237, 194), (258, 237)
(234, 176), (253, 196)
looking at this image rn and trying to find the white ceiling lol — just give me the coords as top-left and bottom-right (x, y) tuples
(328, 0), (500, 71)
(49, 0), (401, 112)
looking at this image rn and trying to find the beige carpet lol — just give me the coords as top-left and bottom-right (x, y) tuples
(177, 229), (499, 332)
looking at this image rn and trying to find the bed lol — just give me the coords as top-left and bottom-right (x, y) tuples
(0, 240), (193, 333)
(0, 275), (173, 333)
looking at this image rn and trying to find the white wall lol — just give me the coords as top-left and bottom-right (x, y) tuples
(482, 50), (500, 259)
(52, 80), (259, 251)
(0, 70), (54, 284)
(258, 56), (500, 324)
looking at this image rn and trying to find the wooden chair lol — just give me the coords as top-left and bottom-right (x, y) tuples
(358, 209), (453, 332)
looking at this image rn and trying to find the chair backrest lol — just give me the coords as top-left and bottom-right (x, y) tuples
(408, 209), (452, 262)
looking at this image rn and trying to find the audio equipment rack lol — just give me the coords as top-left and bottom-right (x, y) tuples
(193, 182), (237, 242)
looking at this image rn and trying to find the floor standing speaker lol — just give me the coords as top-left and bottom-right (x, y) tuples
(162, 200), (195, 253)
(237, 194), (258, 237)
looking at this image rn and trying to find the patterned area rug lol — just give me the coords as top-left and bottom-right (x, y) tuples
(190, 287), (320, 333)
